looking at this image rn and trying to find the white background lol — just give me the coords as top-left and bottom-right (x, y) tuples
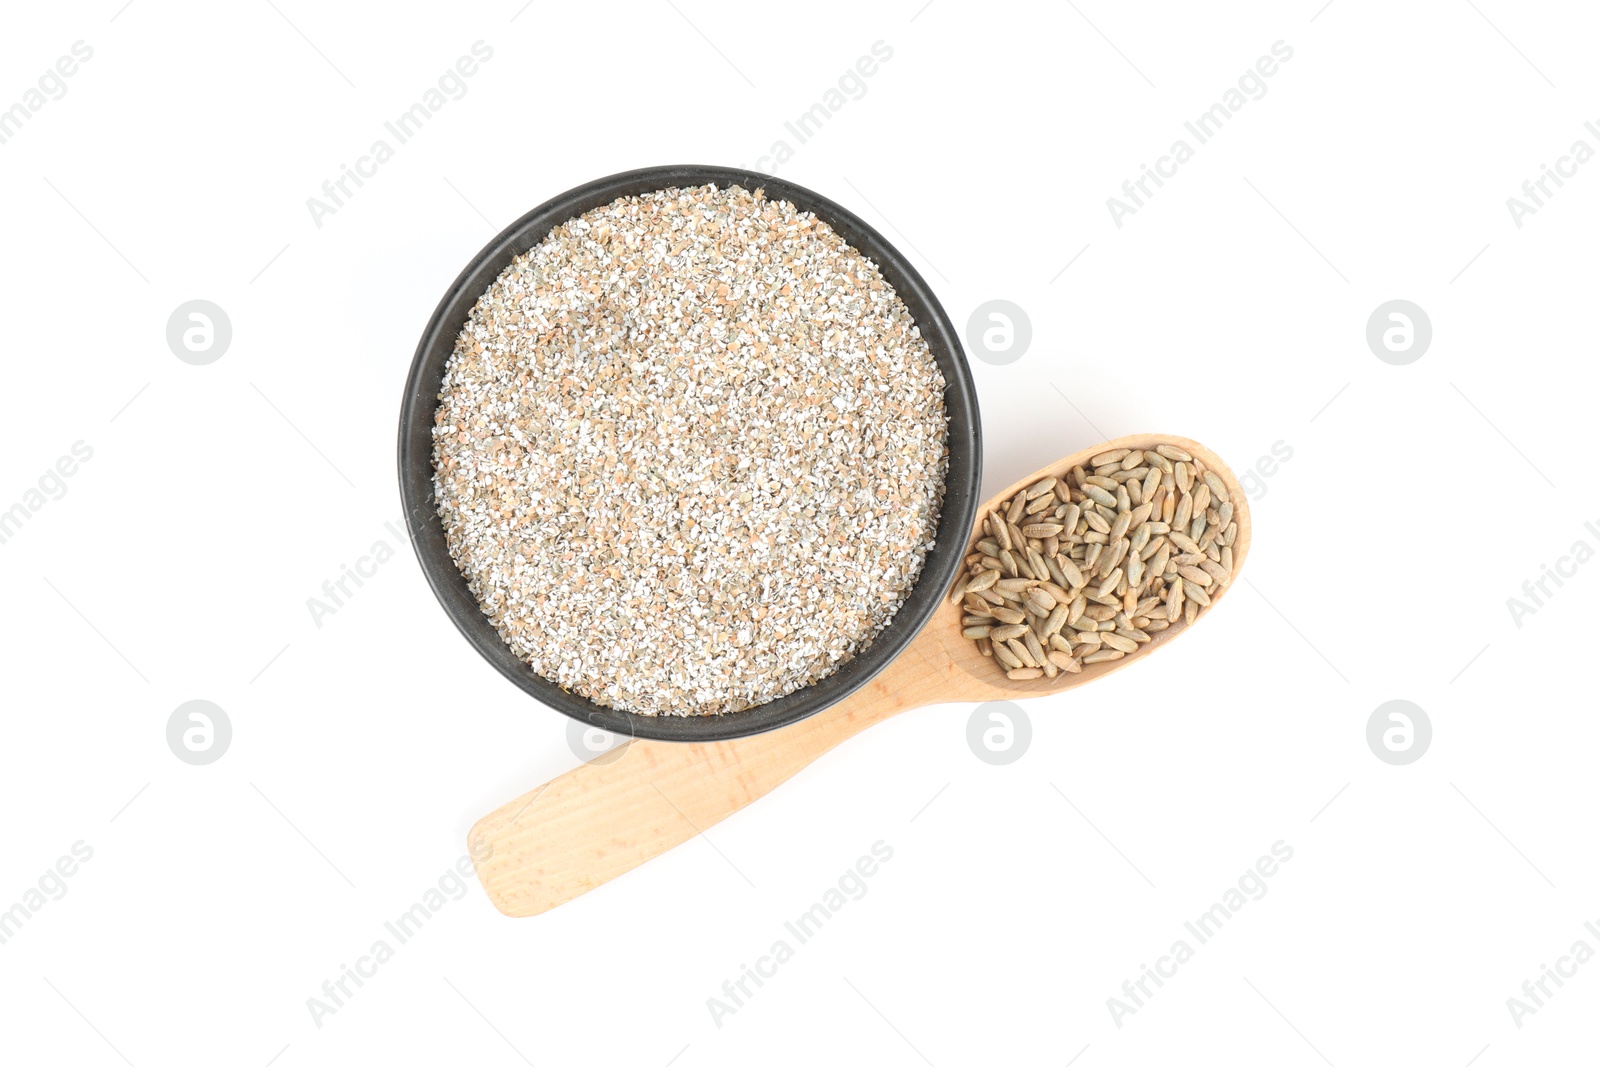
(2, 1), (1596, 1064)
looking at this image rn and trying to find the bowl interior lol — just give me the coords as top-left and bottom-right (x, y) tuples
(397, 164), (981, 742)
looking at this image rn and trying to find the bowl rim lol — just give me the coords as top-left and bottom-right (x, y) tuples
(396, 164), (982, 742)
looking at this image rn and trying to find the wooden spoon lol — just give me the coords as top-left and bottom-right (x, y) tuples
(469, 434), (1251, 916)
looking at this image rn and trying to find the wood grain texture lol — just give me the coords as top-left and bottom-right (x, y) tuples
(471, 434), (1251, 916)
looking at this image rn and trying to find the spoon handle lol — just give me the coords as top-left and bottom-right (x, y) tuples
(469, 434), (1249, 916)
(469, 636), (958, 917)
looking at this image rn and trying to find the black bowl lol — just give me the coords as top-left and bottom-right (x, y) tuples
(397, 165), (981, 742)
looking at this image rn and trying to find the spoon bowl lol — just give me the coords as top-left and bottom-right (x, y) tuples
(909, 432), (1251, 701)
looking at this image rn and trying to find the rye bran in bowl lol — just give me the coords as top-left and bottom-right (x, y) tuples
(398, 166), (980, 742)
